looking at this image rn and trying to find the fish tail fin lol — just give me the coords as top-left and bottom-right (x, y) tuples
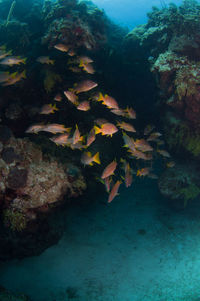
(10, 71), (18, 78)
(53, 104), (59, 111)
(79, 135), (84, 142)
(79, 61), (84, 67)
(97, 92), (104, 102)
(21, 70), (26, 79)
(93, 152), (101, 165)
(96, 177), (104, 184)
(51, 60), (55, 65)
(94, 126), (101, 135)
(23, 58), (27, 64)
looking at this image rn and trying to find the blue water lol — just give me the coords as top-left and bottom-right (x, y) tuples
(92, 0), (183, 28)
(1, 180), (200, 300)
(1, 0), (200, 300)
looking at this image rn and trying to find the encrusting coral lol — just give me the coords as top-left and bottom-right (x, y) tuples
(0, 127), (86, 232)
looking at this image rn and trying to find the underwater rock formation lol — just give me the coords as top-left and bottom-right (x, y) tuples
(0, 126), (86, 259)
(123, 0), (200, 205)
(124, 1), (200, 157)
(159, 163), (200, 209)
(42, 0), (107, 50)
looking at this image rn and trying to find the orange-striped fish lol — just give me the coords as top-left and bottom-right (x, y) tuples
(64, 90), (79, 105)
(81, 151), (100, 166)
(98, 93), (119, 110)
(108, 180), (122, 203)
(54, 44), (69, 52)
(136, 167), (150, 177)
(125, 107), (136, 119)
(73, 80), (98, 93)
(86, 128), (96, 147)
(25, 124), (45, 134)
(134, 139), (153, 152)
(80, 62), (95, 74)
(124, 162), (133, 188)
(157, 149), (171, 158)
(50, 133), (70, 145)
(94, 123), (118, 137)
(117, 121), (136, 133)
(101, 160), (117, 179)
(77, 101), (90, 111)
(39, 103), (58, 115)
(42, 124), (71, 134)
(72, 124), (84, 145)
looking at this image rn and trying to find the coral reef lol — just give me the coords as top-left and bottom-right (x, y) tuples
(0, 126), (86, 259)
(158, 162), (200, 209)
(42, 0), (107, 50)
(123, 1), (200, 160)
(0, 126), (86, 232)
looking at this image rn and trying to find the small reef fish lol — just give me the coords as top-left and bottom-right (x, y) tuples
(25, 124), (45, 134)
(144, 124), (155, 136)
(64, 90), (79, 105)
(136, 167), (150, 177)
(77, 101), (90, 111)
(67, 139), (84, 150)
(108, 180), (122, 203)
(124, 162), (133, 188)
(78, 56), (94, 64)
(2, 70), (26, 86)
(134, 139), (153, 152)
(104, 176), (112, 192)
(36, 56), (54, 65)
(0, 49), (11, 60)
(117, 121), (136, 133)
(72, 124), (84, 145)
(42, 124), (71, 134)
(123, 132), (135, 151)
(69, 66), (82, 73)
(0, 71), (11, 83)
(166, 161), (175, 168)
(98, 93), (119, 110)
(50, 133), (70, 146)
(54, 44), (69, 52)
(73, 80), (98, 93)
(80, 62), (95, 74)
(0, 56), (26, 66)
(86, 128), (96, 147)
(125, 107), (136, 119)
(128, 149), (152, 160)
(94, 118), (109, 126)
(39, 104), (58, 115)
(54, 93), (62, 102)
(68, 49), (76, 56)
(101, 160), (117, 179)
(157, 149), (171, 158)
(94, 123), (118, 137)
(111, 108), (127, 117)
(81, 152), (100, 166)
(147, 132), (162, 142)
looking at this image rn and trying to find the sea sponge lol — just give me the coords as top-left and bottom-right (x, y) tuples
(7, 167), (28, 190)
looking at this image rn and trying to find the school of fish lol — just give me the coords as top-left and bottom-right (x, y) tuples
(0, 43), (175, 204)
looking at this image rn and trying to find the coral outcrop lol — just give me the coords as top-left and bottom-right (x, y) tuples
(123, 0), (200, 205)
(0, 128), (86, 231)
(159, 163), (200, 209)
(0, 126), (86, 259)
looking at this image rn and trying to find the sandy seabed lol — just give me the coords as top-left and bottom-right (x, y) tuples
(1, 179), (200, 301)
